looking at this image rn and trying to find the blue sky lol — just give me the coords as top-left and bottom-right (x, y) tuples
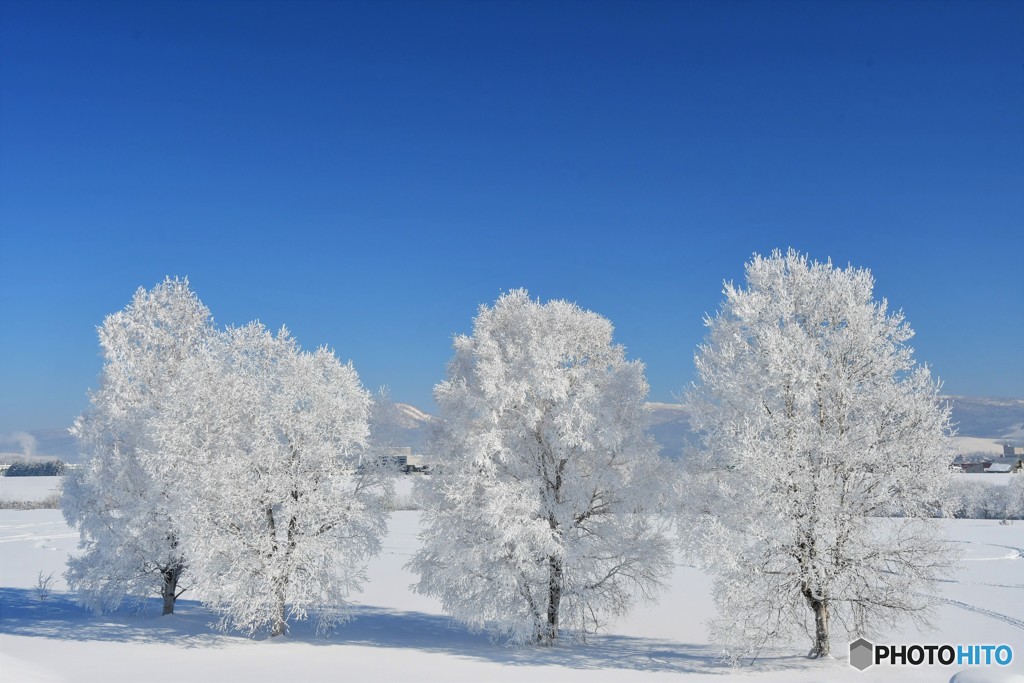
(1, 0), (1021, 433)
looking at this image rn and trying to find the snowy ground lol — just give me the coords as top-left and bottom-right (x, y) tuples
(1, 511), (1023, 683)
(0, 477), (62, 504)
(960, 473), (1018, 487)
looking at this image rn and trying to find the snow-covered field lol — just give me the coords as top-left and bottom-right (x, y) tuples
(960, 473), (1018, 487)
(0, 476), (61, 503)
(1, 511), (1022, 682)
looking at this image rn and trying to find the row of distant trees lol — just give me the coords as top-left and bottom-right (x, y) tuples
(951, 477), (1024, 520)
(63, 249), (956, 661)
(3, 460), (65, 476)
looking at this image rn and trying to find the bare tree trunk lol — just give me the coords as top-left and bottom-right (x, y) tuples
(542, 555), (562, 645)
(160, 564), (182, 616)
(270, 503), (299, 638)
(807, 596), (831, 658)
(271, 586), (288, 637)
(265, 504), (289, 637)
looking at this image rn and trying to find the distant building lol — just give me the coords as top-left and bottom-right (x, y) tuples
(985, 456), (1023, 474)
(1003, 444), (1024, 458)
(379, 447), (428, 472)
(386, 447), (412, 468)
(952, 453), (992, 473)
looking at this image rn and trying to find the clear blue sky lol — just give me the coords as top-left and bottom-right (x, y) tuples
(1, 0), (1022, 433)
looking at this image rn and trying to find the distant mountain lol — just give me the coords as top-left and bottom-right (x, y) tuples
(644, 396), (1024, 458)
(365, 401), (698, 459)
(392, 403), (434, 428)
(945, 396), (1024, 441)
(368, 402), (435, 452)
(8, 395), (1019, 466)
(644, 402), (695, 460)
(643, 396), (1024, 458)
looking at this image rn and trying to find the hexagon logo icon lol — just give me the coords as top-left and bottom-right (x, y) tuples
(849, 638), (874, 670)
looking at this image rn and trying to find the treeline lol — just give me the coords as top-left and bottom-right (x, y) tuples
(3, 460), (65, 476)
(949, 476), (1024, 520)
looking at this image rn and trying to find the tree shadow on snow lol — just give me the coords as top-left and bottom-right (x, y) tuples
(331, 606), (823, 676)
(321, 605), (729, 674)
(0, 588), (224, 648)
(0, 588), (822, 676)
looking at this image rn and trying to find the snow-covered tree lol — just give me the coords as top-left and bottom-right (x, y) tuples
(63, 277), (213, 615)
(1005, 475), (1024, 520)
(685, 249), (956, 660)
(410, 290), (673, 645)
(155, 322), (389, 636)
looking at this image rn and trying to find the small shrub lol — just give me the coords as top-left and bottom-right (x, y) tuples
(35, 571), (55, 602)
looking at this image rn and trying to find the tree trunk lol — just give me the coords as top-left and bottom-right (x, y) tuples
(269, 508), (299, 638)
(807, 597), (831, 658)
(542, 555), (562, 645)
(160, 564), (182, 616)
(271, 585), (288, 637)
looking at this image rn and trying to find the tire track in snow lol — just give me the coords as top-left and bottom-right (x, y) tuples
(939, 597), (1024, 631)
(953, 539), (1024, 561)
(0, 534), (38, 543)
(0, 531), (78, 543)
(987, 543), (1024, 559)
(933, 576), (1024, 590)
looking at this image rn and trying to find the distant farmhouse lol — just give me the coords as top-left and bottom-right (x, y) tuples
(986, 456), (1023, 474)
(380, 447), (430, 473)
(976, 445), (1024, 473)
(953, 444), (1024, 474)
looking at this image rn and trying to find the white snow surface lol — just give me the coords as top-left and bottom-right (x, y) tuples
(959, 473), (1018, 487)
(0, 476), (61, 503)
(1, 511), (1022, 682)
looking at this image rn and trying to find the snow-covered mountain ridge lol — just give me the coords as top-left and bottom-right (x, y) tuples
(5, 395), (1021, 464)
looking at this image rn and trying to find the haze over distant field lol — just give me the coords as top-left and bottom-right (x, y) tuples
(1, 0), (1021, 433)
